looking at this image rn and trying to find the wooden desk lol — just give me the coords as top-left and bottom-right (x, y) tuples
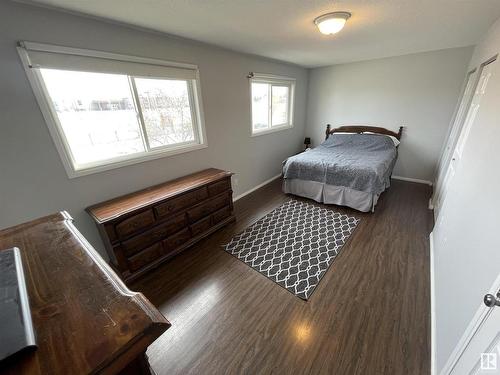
(0, 212), (170, 374)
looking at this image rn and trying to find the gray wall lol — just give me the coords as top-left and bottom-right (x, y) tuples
(0, 2), (308, 257)
(306, 47), (473, 181)
(433, 17), (500, 373)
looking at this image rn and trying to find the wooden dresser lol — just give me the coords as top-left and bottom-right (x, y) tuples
(0, 212), (169, 375)
(87, 168), (235, 282)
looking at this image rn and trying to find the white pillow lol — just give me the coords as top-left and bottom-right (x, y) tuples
(362, 131), (400, 147)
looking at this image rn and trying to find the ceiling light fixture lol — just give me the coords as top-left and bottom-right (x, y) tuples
(314, 11), (351, 35)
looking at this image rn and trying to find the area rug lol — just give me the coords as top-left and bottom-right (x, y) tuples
(223, 199), (359, 300)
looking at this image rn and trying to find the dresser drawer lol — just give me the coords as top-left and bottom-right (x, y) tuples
(190, 216), (212, 237)
(127, 242), (163, 272)
(208, 178), (231, 196)
(155, 187), (208, 218)
(187, 192), (231, 223)
(163, 228), (191, 252)
(212, 205), (232, 224)
(122, 213), (187, 256)
(115, 209), (155, 238)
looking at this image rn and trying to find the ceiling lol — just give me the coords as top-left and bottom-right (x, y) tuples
(21, 0), (500, 67)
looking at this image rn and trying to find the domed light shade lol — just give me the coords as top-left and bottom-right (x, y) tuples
(314, 11), (351, 35)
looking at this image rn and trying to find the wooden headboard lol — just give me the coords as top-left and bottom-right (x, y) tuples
(325, 124), (403, 140)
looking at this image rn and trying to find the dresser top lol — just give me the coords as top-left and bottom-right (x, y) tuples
(0, 212), (170, 375)
(87, 168), (233, 224)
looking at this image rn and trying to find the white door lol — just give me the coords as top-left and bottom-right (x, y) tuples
(433, 54), (500, 374)
(451, 284), (500, 374)
(434, 58), (496, 218)
(433, 69), (477, 215)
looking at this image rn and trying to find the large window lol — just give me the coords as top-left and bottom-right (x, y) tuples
(250, 74), (295, 135)
(18, 42), (206, 177)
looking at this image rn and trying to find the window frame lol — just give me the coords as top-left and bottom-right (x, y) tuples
(130, 74), (202, 151)
(250, 73), (295, 136)
(17, 42), (207, 178)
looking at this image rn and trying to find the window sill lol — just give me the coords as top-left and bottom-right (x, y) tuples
(251, 124), (293, 137)
(66, 142), (208, 179)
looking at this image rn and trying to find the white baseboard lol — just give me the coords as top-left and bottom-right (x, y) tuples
(430, 232), (437, 375)
(392, 175), (433, 186)
(233, 174), (432, 202)
(233, 174), (282, 202)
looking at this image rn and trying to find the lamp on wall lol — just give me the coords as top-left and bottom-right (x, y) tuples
(314, 11), (351, 35)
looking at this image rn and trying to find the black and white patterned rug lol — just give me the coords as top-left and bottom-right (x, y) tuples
(224, 199), (360, 300)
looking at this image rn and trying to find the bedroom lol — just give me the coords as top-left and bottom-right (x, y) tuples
(0, 1), (499, 374)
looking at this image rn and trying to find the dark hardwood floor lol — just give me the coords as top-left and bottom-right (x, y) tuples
(132, 178), (433, 375)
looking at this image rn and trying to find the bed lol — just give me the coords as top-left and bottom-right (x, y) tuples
(282, 125), (403, 212)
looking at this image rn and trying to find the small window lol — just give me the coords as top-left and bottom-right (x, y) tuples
(250, 74), (295, 135)
(18, 42), (207, 178)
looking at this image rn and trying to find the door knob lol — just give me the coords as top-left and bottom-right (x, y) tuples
(484, 293), (500, 307)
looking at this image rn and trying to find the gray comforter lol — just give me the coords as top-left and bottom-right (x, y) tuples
(282, 134), (398, 194)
